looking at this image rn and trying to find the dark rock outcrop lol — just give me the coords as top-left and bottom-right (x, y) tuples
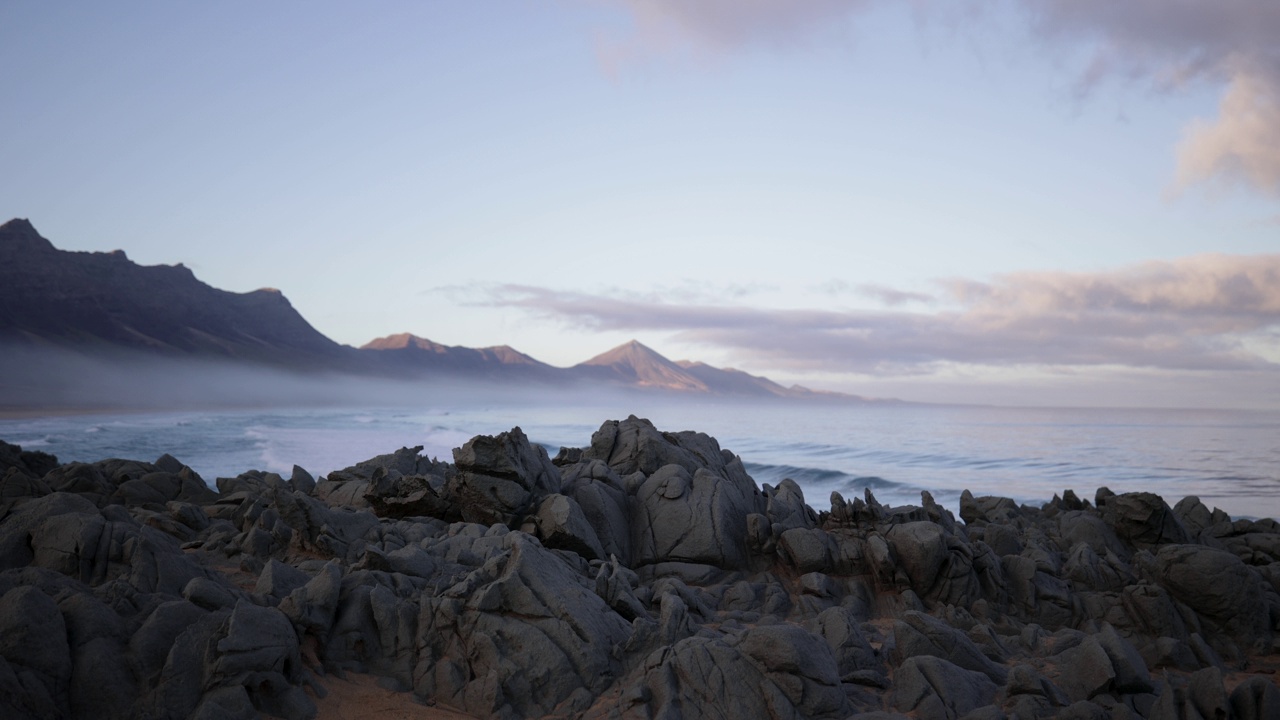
(1, 419), (1277, 719)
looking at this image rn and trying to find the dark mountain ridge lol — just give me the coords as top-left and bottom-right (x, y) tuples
(0, 218), (881, 402)
(0, 218), (351, 367)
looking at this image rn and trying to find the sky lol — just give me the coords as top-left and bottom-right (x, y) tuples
(2, 1), (1278, 408)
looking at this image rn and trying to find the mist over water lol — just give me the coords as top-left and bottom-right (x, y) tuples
(3, 392), (1278, 521)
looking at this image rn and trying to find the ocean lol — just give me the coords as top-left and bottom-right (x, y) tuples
(3, 400), (1278, 521)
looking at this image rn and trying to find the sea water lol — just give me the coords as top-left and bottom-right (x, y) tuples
(2, 401), (1278, 521)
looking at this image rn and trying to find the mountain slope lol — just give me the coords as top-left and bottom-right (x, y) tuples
(674, 360), (793, 397)
(574, 340), (710, 392)
(0, 219), (351, 366)
(359, 333), (555, 378)
(0, 217), (884, 402)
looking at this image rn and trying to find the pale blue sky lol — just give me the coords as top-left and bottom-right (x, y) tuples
(3, 1), (1278, 407)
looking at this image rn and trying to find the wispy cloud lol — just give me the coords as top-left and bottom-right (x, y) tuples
(600, 0), (873, 57)
(596, 0), (1280, 198)
(481, 254), (1280, 376)
(1022, 1), (1280, 197)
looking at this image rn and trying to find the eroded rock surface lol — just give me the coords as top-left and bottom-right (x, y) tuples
(2, 414), (1278, 719)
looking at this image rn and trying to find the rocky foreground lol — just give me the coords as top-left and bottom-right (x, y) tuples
(2, 416), (1279, 720)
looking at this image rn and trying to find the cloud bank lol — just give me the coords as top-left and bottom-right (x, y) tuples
(483, 254), (1280, 377)
(600, 0), (1280, 197)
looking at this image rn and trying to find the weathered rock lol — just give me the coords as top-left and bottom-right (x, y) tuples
(1094, 623), (1153, 694)
(289, 465), (316, 495)
(0, 585), (71, 714)
(3, 422), (1280, 720)
(1101, 492), (1191, 548)
(560, 459), (632, 563)
(415, 532), (631, 717)
(1151, 544), (1272, 653)
(885, 521), (948, 590)
(809, 605), (883, 679)
(255, 558), (312, 598)
(534, 493), (606, 560)
(279, 560), (343, 636)
(893, 655), (998, 719)
(892, 611), (1008, 684)
(1230, 675), (1280, 720)
(737, 624), (851, 718)
(765, 478), (818, 531)
(446, 428), (560, 525)
(0, 439), (58, 479)
(1046, 634), (1116, 702)
(70, 636), (136, 720)
(631, 463), (761, 570)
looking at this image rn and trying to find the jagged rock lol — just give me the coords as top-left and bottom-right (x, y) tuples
(211, 601), (314, 720)
(1230, 675), (1280, 720)
(765, 478), (818, 531)
(586, 415), (730, 478)
(892, 611), (1008, 684)
(1045, 634), (1116, 702)
(279, 560), (343, 636)
(778, 527), (833, 572)
(183, 577), (238, 611)
(595, 556), (649, 621)
(560, 459), (632, 564)
(255, 558), (311, 598)
(737, 624), (851, 718)
(631, 463), (761, 570)
(959, 490), (1019, 525)
(1101, 492), (1191, 548)
(808, 605), (883, 679)
(1094, 623), (1153, 694)
(69, 636), (136, 720)
(289, 465), (316, 495)
(892, 655), (998, 719)
(415, 532), (631, 717)
(534, 493), (606, 560)
(2, 422), (1280, 720)
(0, 440), (58, 478)
(0, 586), (72, 715)
(445, 428), (560, 525)
(1151, 544), (1272, 653)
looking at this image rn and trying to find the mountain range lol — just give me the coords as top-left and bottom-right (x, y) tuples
(0, 218), (875, 401)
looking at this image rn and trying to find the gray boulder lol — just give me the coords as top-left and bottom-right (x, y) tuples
(1152, 544), (1272, 652)
(1231, 675), (1280, 720)
(765, 478), (818, 531)
(1101, 492), (1190, 548)
(631, 463), (761, 570)
(738, 624), (851, 718)
(534, 493), (606, 561)
(446, 427), (561, 525)
(560, 458), (632, 564)
(414, 532), (632, 718)
(0, 586), (71, 714)
(892, 655), (998, 719)
(892, 611), (1008, 684)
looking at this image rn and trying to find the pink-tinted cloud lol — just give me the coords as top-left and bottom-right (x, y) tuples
(1175, 71), (1280, 195)
(596, 0), (1280, 196)
(482, 253), (1280, 376)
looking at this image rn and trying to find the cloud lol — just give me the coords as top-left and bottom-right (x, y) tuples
(596, 0), (1280, 197)
(1175, 71), (1280, 194)
(1022, 1), (1280, 196)
(482, 254), (1280, 376)
(856, 283), (936, 306)
(601, 0), (873, 56)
